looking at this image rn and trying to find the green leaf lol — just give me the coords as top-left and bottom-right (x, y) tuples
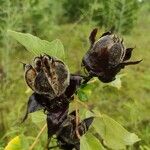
(107, 74), (126, 90)
(8, 30), (65, 59)
(4, 135), (29, 150)
(77, 90), (88, 101)
(80, 133), (106, 150)
(77, 83), (93, 101)
(20, 135), (29, 150)
(93, 114), (140, 149)
(79, 108), (94, 120)
(4, 136), (21, 150)
(31, 111), (46, 124)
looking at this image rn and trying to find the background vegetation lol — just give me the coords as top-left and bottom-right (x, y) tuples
(0, 0), (149, 149)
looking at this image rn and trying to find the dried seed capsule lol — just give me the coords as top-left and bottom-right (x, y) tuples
(24, 54), (70, 99)
(82, 28), (142, 83)
(56, 111), (94, 150)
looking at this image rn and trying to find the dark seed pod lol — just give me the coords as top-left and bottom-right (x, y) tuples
(56, 111), (94, 150)
(82, 28), (142, 83)
(47, 107), (69, 138)
(24, 54), (70, 99)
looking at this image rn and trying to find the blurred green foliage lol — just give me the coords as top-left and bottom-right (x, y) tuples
(63, 0), (139, 34)
(0, 0), (150, 149)
(92, 0), (139, 34)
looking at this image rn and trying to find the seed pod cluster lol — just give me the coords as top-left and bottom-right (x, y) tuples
(23, 54), (92, 150)
(23, 29), (141, 150)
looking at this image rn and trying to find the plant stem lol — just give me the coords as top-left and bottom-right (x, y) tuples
(29, 123), (47, 150)
(74, 96), (81, 139)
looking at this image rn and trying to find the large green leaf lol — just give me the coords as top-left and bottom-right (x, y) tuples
(31, 111), (46, 124)
(93, 114), (140, 149)
(80, 133), (106, 150)
(8, 30), (65, 59)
